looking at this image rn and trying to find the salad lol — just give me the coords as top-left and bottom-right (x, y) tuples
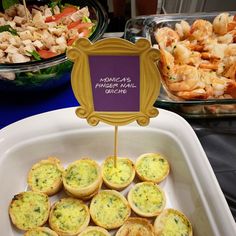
(0, 0), (95, 63)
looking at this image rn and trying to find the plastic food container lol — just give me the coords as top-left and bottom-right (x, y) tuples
(0, 0), (108, 92)
(0, 107), (235, 235)
(124, 12), (236, 118)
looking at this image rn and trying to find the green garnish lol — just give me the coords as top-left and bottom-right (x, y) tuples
(82, 16), (92, 23)
(2, 0), (19, 10)
(174, 218), (179, 224)
(27, 50), (41, 61)
(49, 0), (62, 13)
(0, 25), (18, 36)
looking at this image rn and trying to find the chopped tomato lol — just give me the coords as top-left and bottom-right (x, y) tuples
(45, 6), (77, 23)
(67, 20), (81, 29)
(75, 22), (93, 30)
(228, 22), (236, 31)
(62, 6), (77, 14)
(67, 37), (77, 46)
(79, 28), (90, 37)
(37, 50), (57, 59)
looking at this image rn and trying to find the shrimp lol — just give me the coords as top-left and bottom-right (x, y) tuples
(154, 12), (236, 101)
(176, 89), (207, 100)
(173, 43), (191, 64)
(213, 12), (231, 35)
(190, 19), (213, 41)
(154, 27), (179, 49)
(199, 62), (219, 70)
(175, 20), (190, 39)
(223, 61), (236, 80)
(166, 65), (203, 91)
(173, 43), (201, 65)
(217, 33), (234, 44)
(165, 65), (206, 99)
(171, 65), (200, 82)
(227, 21), (236, 32)
(200, 70), (233, 97)
(168, 78), (204, 92)
(225, 43), (236, 56)
(159, 49), (175, 77)
(221, 56), (236, 79)
(225, 80), (236, 98)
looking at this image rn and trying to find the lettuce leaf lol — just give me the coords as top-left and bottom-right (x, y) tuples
(2, 0), (19, 10)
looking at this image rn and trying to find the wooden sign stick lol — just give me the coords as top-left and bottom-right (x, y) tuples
(114, 126), (118, 168)
(22, 0), (29, 23)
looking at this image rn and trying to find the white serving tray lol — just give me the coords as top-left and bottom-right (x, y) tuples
(0, 108), (235, 236)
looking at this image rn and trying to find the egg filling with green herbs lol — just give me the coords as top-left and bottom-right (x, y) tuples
(130, 182), (165, 215)
(156, 209), (192, 236)
(49, 198), (89, 233)
(90, 190), (130, 229)
(102, 157), (134, 185)
(9, 191), (50, 230)
(136, 153), (169, 182)
(30, 163), (62, 191)
(64, 160), (98, 188)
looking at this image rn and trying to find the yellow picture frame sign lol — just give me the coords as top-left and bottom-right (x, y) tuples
(67, 37), (161, 127)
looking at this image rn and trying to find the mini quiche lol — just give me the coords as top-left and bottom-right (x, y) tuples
(154, 208), (193, 236)
(49, 198), (90, 236)
(63, 159), (102, 198)
(78, 226), (110, 236)
(27, 157), (64, 196)
(135, 153), (170, 183)
(89, 190), (131, 229)
(102, 156), (135, 190)
(24, 227), (59, 236)
(9, 191), (50, 231)
(65, 180), (102, 201)
(116, 217), (155, 236)
(128, 182), (166, 217)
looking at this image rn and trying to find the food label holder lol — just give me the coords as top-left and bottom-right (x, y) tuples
(67, 37), (161, 127)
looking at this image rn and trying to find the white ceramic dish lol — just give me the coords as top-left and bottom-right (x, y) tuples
(0, 107), (235, 236)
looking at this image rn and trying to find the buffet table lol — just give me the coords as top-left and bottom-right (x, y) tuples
(0, 83), (236, 221)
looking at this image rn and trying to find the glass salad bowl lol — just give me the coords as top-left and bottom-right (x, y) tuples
(0, 0), (108, 92)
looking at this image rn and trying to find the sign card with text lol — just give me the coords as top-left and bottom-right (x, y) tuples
(89, 55), (140, 112)
(67, 37), (161, 126)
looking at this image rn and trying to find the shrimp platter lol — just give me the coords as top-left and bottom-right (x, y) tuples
(154, 12), (236, 101)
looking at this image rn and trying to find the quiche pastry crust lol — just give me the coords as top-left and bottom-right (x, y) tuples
(154, 208), (193, 236)
(64, 179), (103, 201)
(24, 226), (59, 236)
(27, 157), (64, 196)
(89, 190), (131, 229)
(49, 198), (90, 236)
(116, 217), (155, 236)
(63, 158), (102, 198)
(135, 153), (170, 183)
(128, 182), (166, 217)
(102, 156), (135, 190)
(9, 191), (50, 231)
(78, 226), (110, 236)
